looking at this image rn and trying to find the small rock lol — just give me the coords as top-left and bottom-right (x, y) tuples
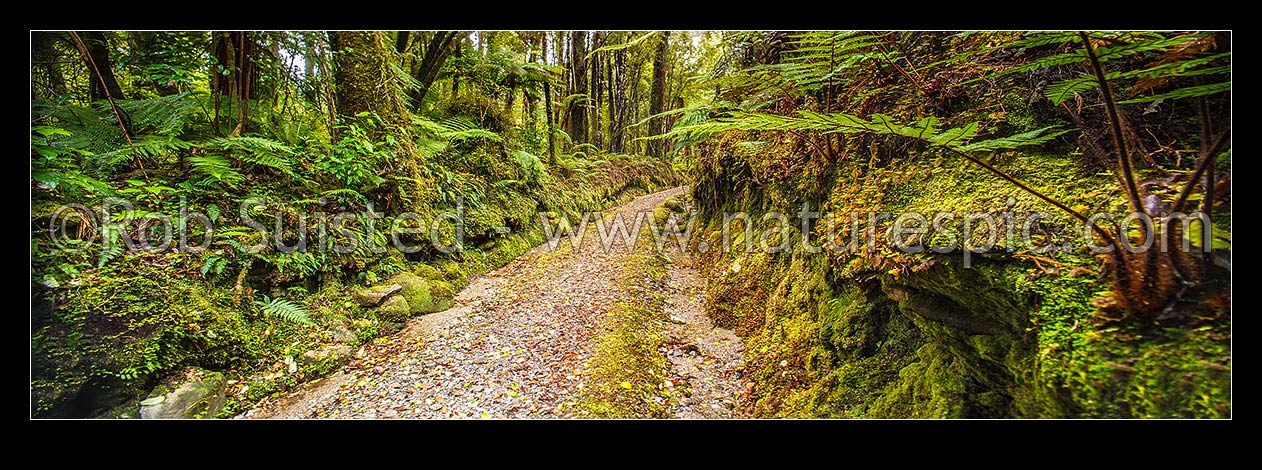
(300, 344), (353, 366)
(355, 284), (403, 307)
(667, 315), (686, 325)
(328, 320), (357, 343)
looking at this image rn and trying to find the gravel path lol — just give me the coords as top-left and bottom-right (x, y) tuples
(660, 201), (748, 419)
(244, 187), (716, 419)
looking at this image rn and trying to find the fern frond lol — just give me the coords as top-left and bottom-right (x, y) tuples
(255, 295), (314, 325)
(321, 188), (368, 202)
(202, 136), (295, 174)
(111, 92), (201, 136)
(1115, 81), (1231, 105)
(188, 154), (245, 187)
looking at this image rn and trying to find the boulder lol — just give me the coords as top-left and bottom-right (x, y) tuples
(139, 368), (227, 419)
(355, 284), (403, 307)
(388, 272), (455, 315)
(377, 295), (411, 323)
(300, 344), (353, 366)
(412, 263), (443, 281)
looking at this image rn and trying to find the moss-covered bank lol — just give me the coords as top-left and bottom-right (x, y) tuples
(690, 144), (1230, 418)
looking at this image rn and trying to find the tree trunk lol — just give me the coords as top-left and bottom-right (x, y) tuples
(80, 31), (126, 102)
(410, 31), (459, 109)
(649, 31), (671, 158)
(330, 31), (411, 131)
(212, 32), (258, 135)
(610, 47), (628, 154)
(568, 31), (588, 147)
(452, 39), (462, 98)
(590, 32), (605, 151)
(543, 36), (556, 163)
(395, 31), (410, 55)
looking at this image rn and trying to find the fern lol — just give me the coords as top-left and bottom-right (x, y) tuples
(510, 150), (548, 184)
(414, 116), (504, 142)
(94, 135), (192, 165)
(200, 254), (228, 277)
(321, 188), (368, 202)
(256, 295), (314, 325)
(1044, 52), (1231, 105)
(202, 136), (295, 174)
(1115, 81), (1231, 105)
(112, 92), (201, 136)
(188, 154), (245, 187)
(98, 225), (126, 268)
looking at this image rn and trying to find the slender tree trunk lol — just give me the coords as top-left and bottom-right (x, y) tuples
(628, 53), (643, 153)
(395, 31), (410, 55)
(605, 50), (615, 151)
(568, 31), (589, 147)
(318, 37), (338, 142)
(80, 31), (126, 102)
(543, 36), (556, 162)
(590, 32), (605, 151)
(610, 47), (628, 154)
(649, 31), (671, 158)
(410, 31), (459, 109)
(212, 32), (258, 135)
(452, 39), (462, 98)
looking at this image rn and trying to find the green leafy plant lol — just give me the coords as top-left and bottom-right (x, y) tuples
(255, 295), (314, 326)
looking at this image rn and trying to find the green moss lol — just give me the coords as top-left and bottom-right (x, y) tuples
(377, 295), (411, 323)
(568, 237), (674, 418)
(412, 263), (444, 281)
(691, 138), (1230, 418)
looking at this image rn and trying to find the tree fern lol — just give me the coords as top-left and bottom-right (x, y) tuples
(255, 295), (314, 326)
(111, 92), (201, 136)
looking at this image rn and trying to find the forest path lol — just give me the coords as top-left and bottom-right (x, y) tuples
(242, 186), (745, 419)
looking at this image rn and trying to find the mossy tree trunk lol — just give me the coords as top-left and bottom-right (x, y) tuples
(567, 31), (588, 147)
(329, 31), (423, 212)
(648, 31), (670, 158)
(329, 31), (412, 133)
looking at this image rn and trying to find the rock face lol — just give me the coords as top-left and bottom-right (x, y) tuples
(355, 284), (403, 307)
(139, 368), (227, 419)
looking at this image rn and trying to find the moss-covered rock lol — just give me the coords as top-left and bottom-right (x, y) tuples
(139, 368), (227, 419)
(376, 295), (411, 323)
(412, 264), (443, 281)
(388, 272), (454, 315)
(354, 284), (402, 307)
(299, 344), (353, 370)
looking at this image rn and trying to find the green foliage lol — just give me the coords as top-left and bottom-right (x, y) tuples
(255, 295), (314, 326)
(202, 136), (296, 175)
(654, 110), (1065, 155)
(188, 154), (244, 187)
